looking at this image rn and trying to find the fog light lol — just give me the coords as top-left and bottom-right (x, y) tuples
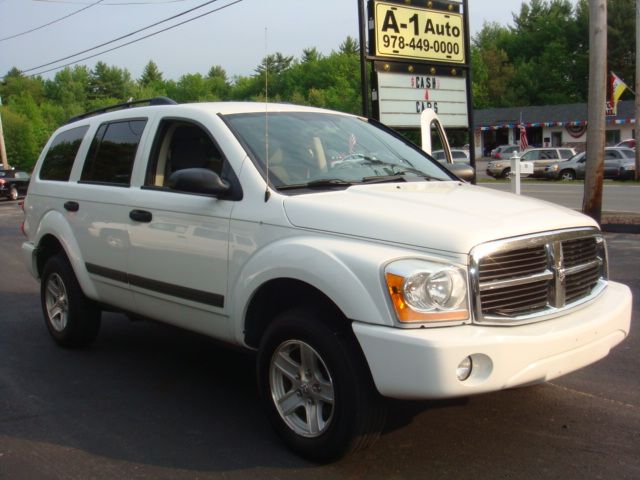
(456, 356), (473, 381)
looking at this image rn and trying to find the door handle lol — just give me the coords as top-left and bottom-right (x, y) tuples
(129, 210), (153, 223)
(64, 201), (79, 212)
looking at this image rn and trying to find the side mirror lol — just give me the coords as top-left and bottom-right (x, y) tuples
(443, 163), (475, 183)
(168, 168), (231, 196)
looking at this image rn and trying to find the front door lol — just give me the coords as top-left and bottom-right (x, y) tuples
(126, 117), (236, 340)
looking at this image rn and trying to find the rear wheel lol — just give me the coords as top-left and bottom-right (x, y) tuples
(257, 307), (386, 462)
(559, 170), (576, 181)
(41, 253), (101, 348)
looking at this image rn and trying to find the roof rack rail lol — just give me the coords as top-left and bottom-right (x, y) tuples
(67, 96), (177, 124)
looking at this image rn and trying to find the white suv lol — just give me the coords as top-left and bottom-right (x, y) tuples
(22, 98), (632, 461)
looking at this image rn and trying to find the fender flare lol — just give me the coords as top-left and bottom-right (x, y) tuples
(33, 209), (99, 300)
(231, 235), (399, 345)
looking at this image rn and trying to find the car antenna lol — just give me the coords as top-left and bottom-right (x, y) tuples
(264, 27), (271, 203)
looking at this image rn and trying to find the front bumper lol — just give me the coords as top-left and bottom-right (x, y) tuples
(353, 281), (631, 400)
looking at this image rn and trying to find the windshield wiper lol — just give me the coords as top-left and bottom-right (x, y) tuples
(277, 178), (353, 190)
(361, 169), (440, 184)
(361, 174), (409, 184)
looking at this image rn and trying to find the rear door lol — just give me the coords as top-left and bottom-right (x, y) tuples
(66, 119), (148, 308)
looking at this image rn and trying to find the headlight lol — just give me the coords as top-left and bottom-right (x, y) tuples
(385, 260), (469, 323)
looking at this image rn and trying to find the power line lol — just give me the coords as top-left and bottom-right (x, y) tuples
(27, 0), (243, 77)
(0, 0), (104, 42)
(34, 0), (189, 4)
(22, 0), (223, 74)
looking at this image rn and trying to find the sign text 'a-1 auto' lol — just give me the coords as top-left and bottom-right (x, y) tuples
(374, 1), (466, 64)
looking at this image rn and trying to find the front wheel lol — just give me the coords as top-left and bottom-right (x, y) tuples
(559, 170), (576, 181)
(41, 253), (101, 348)
(501, 167), (511, 178)
(257, 307), (386, 462)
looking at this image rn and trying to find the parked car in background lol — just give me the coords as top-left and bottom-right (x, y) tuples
(490, 145), (520, 159)
(616, 139), (636, 149)
(619, 159), (636, 180)
(432, 149), (470, 163)
(0, 169), (31, 200)
(544, 147), (635, 180)
(432, 149), (475, 182)
(487, 147), (576, 178)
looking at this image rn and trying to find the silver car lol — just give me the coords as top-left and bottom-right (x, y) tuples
(544, 147), (635, 180)
(487, 147), (576, 178)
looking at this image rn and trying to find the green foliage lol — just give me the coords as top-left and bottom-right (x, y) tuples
(1, 107), (40, 170)
(471, 0), (636, 108)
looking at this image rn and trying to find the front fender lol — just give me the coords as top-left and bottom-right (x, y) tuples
(33, 209), (99, 300)
(230, 234), (416, 345)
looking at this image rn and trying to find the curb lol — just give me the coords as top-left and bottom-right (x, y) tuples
(601, 212), (640, 234)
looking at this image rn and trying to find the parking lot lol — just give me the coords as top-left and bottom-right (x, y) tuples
(0, 200), (638, 479)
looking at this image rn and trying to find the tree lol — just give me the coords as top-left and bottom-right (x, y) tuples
(44, 66), (90, 108)
(301, 47), (322, 63)
(338, 36), (359, 56)
(139, 60), (163, 87)
(207, 65), (230, 99)
(255, 53), (294, 76)
(1, 68), (45, 105)
(607, 0), (635, 87)
(88, 61), (135, 101)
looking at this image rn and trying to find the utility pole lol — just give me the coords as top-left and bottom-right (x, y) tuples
(583, 0), (607, 223)
(636, 0), (640, 181)
(0, 96), (9, 170)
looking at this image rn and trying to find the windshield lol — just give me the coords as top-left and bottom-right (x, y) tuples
(223, 112), (453, 189)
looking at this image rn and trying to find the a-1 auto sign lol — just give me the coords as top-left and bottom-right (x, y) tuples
(374, 1), (466, 64)
(376, 71), (468, 128)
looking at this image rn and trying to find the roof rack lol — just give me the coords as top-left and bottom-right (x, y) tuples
(67, 96), (177, 124)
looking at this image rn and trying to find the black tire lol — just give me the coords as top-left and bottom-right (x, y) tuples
(501, 167), (511, 178)
(559, 170), (576, 181)
(257, 307), (386, 462)
(40, 253), (101, 348)
(9, 187), (18, 201)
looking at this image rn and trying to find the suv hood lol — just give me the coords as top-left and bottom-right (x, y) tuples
(282, 182), (598, 255)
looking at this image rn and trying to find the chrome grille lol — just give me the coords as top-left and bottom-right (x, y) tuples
(470, 229), (607, 325)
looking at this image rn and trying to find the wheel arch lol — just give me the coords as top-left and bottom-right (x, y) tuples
(243, 278), (349, 349)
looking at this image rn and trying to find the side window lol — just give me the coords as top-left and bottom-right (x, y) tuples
(81, 119), (147, 186)
(540, 150), (557, 159)
(40, 125), (89, 181)
(145, 120), (224, 188)
(604, 151), (618, 159)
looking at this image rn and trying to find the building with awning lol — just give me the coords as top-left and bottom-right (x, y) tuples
(473, 100), (635, 157)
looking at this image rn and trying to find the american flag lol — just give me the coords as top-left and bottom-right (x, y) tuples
(519, 125), (529, 151)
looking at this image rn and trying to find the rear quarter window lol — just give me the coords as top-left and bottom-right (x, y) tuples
(40, 125), (89, 181)
(81, 119), (147, 186)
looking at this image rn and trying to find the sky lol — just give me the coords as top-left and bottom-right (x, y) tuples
(0, 0), (579, 81)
